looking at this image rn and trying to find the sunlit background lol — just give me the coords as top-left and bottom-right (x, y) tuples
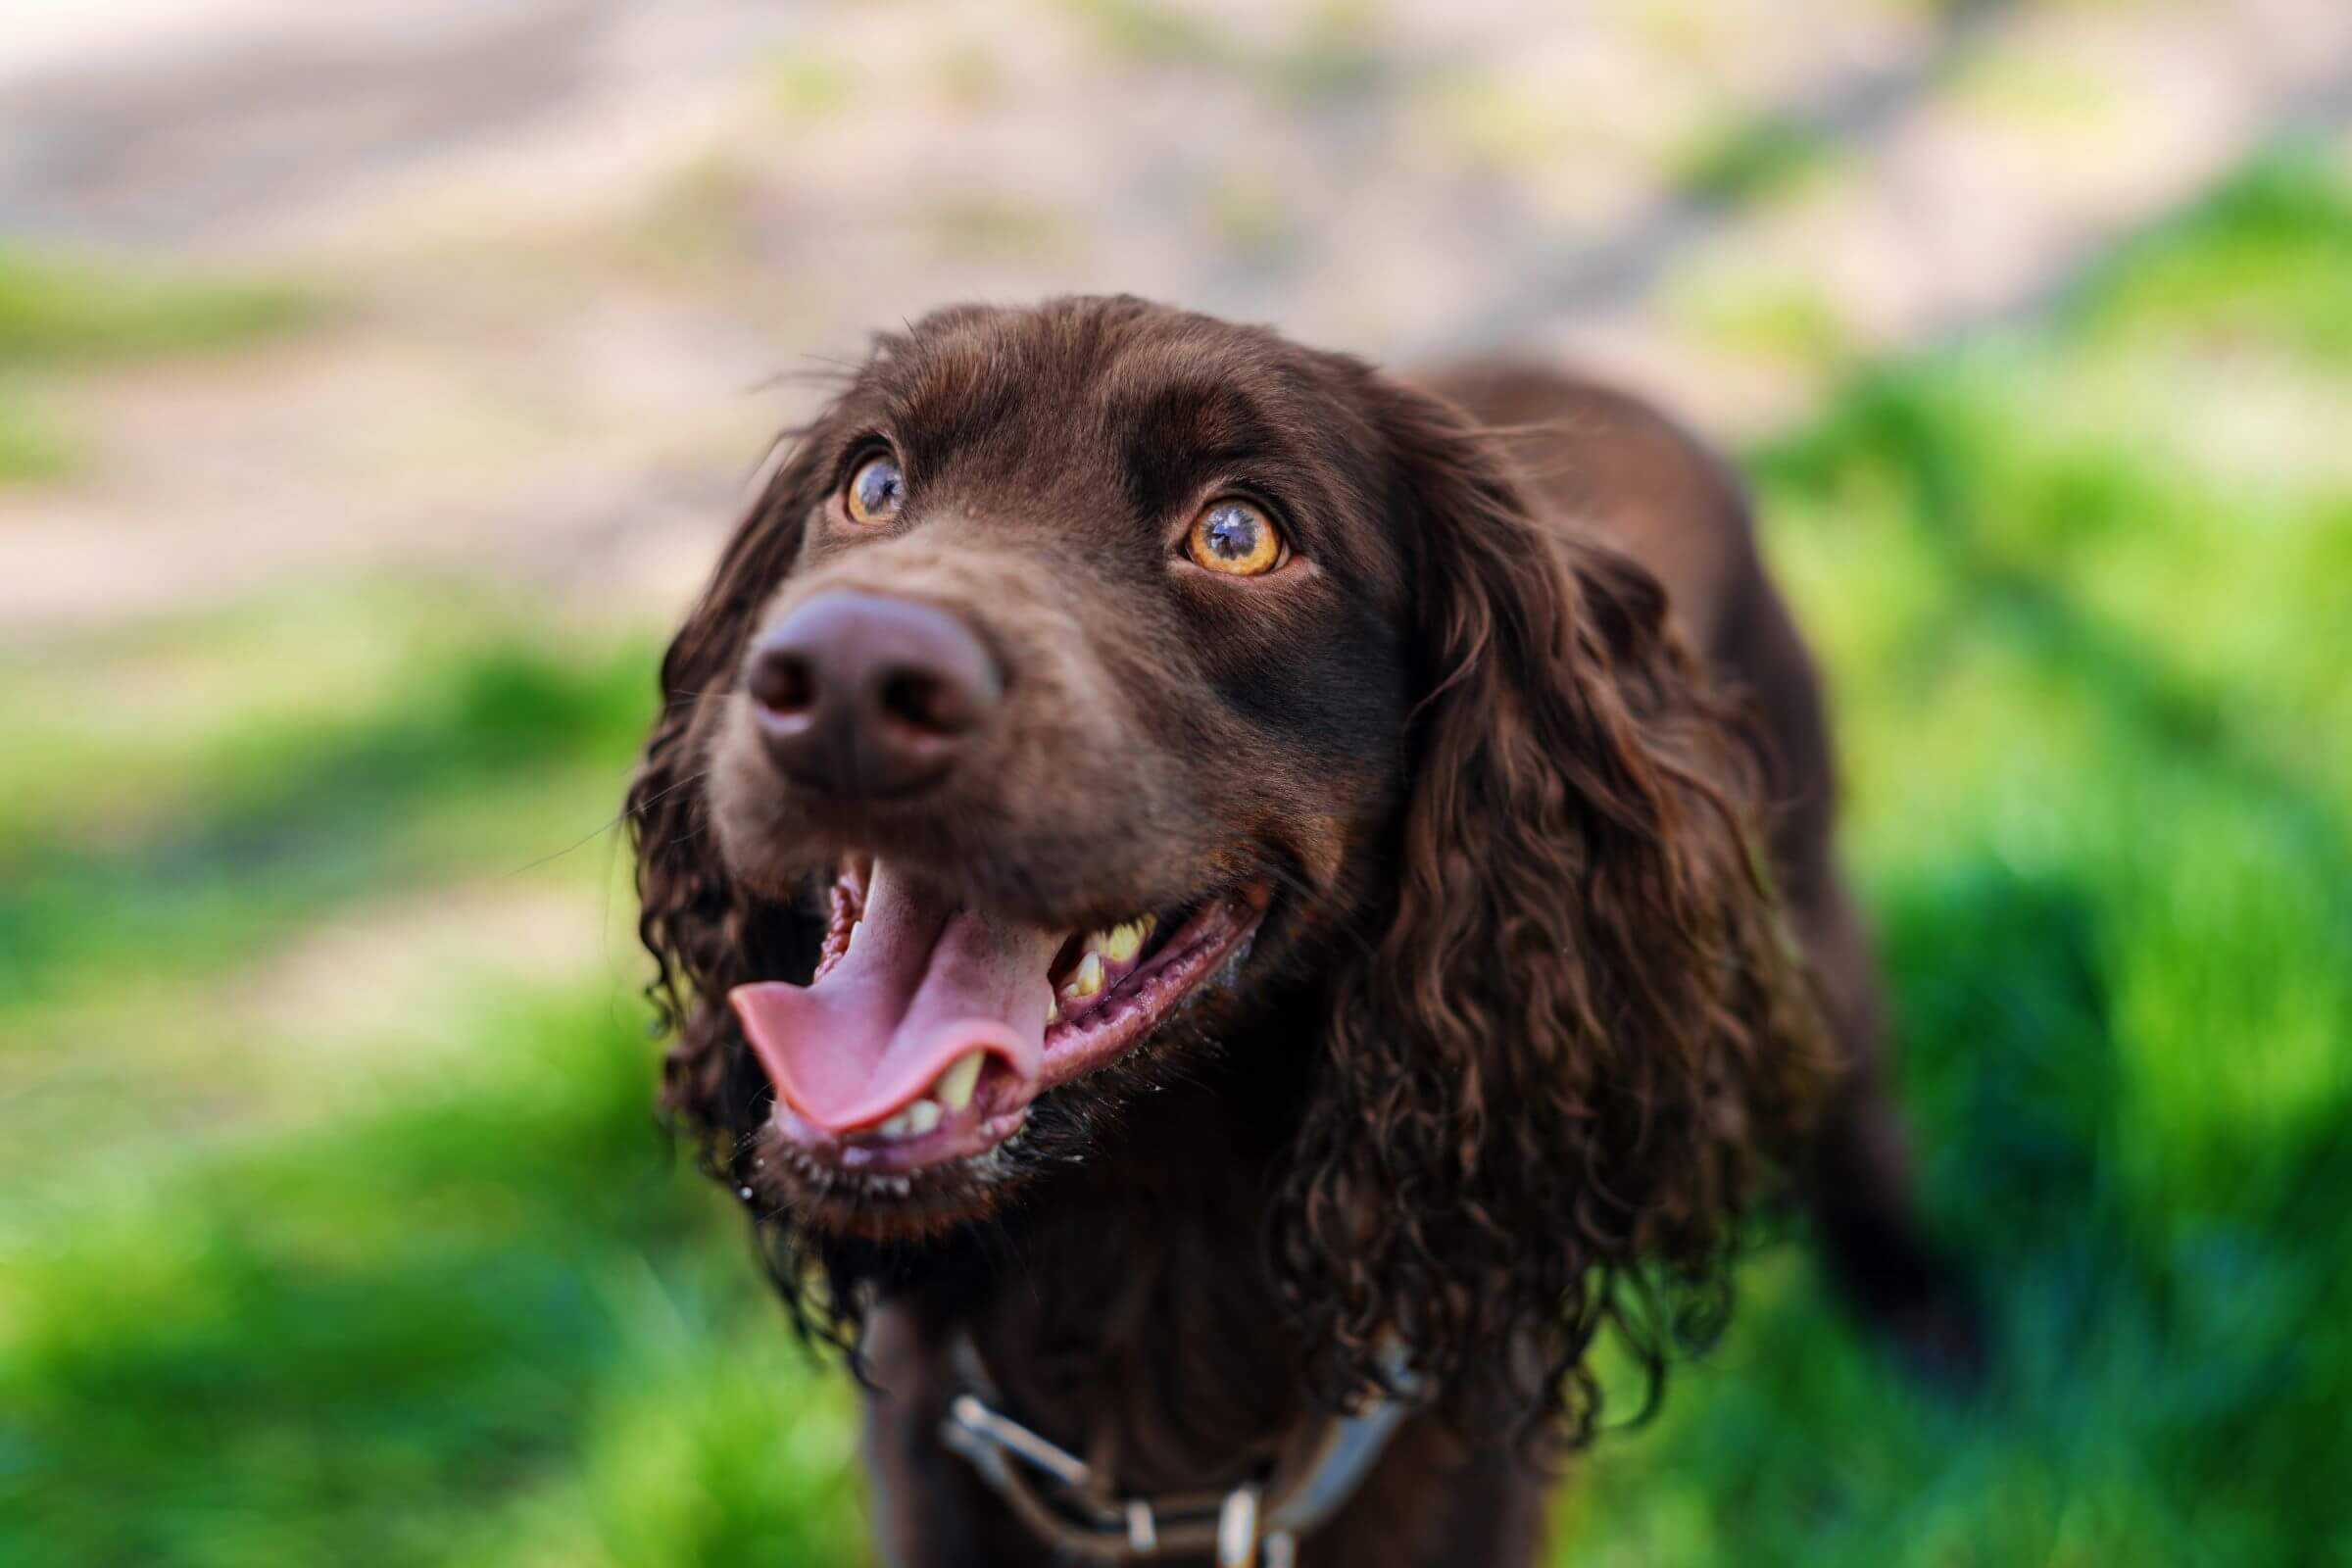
(4, 1), (2349, 1562)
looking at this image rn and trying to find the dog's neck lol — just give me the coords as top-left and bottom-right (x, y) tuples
(894, 1052), (1315, 1495)
(846, 1015), (1550, 1567)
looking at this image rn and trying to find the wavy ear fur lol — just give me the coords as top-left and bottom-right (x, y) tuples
(629, 441), (827, 1181)
(1276, 384), (1830, 1441)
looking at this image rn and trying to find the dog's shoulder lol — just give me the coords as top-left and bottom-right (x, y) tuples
(1410, 361), (1760, 647)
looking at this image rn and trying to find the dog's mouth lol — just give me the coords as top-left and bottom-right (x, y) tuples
(729, 858), (1268, 1174)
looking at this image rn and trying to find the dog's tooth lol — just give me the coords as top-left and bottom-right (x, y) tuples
(905, 1098), (942, 1136)
(846, 919), (862, 953)
(876, 1109), (912, 1139)
(1061, 951), (1103, 999)
(1100, 917), (1149, 963)
(934, 1051), (984, 1112)
(1045, 992), (1061, 1026)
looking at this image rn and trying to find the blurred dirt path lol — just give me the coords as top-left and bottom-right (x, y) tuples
(2, 0), (2347, 640)
(0, 0), (810, 247)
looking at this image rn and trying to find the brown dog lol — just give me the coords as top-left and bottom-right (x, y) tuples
(631, 296), (1969, 1566)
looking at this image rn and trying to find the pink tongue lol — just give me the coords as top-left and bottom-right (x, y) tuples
(729, 861), (1061, 1133)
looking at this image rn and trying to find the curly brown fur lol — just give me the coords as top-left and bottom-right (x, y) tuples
(1275, 382), (1831, 1440)
(629, 297), (1960, 1566)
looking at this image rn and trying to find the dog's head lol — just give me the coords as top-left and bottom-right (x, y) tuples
(633, 297), (1824, 1418)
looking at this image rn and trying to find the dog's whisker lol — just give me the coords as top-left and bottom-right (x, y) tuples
(508, 770), (712, 875)
(1252, 859), (1384, 965)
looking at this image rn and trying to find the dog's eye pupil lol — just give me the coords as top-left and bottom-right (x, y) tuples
(1204, 506), (1256, 559)
(847, 455), (904, 524)
(1185, 498), (1284, 576)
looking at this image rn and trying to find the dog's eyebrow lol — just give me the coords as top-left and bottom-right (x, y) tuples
(880, 348), (1027, 478)
(1112, 378), (1292, 518)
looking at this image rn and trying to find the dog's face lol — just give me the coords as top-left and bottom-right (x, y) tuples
(686, 300), (1418, 1231)
(640, 297), (1823, 1415)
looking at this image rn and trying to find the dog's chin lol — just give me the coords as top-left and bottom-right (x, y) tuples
(722, 850), (1273, 1235)
(741, 1085), (1105, 1240)
(739, 1005), (1254, 1244)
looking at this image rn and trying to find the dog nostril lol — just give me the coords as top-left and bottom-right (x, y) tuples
(878, 669), (970, 736)
(751, 652), (816, 716)
(745, 592), (1002, 795)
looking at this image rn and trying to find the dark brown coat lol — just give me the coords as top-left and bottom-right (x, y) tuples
(631, 297), (1967, 1566)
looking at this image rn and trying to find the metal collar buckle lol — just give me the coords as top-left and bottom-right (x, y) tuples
(937, 1334), (1417, 1565)
(941, 1391), (1294, 1565)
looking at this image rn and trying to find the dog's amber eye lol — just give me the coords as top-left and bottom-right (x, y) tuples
(845, 454), (905, 525)
(1185, 499), (1284, 576)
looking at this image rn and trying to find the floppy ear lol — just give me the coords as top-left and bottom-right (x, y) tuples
(1275, 384), (1830, 1439)
(629, 438), (830, 1163)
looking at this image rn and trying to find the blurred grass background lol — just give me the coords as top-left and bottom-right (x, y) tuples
(3, 2), (2349, 1564)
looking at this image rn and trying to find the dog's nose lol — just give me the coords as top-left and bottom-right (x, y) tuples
(746, 592), (1003, 796)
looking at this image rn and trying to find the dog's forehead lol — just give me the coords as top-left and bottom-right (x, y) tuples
(841, 303), (1405, 605)
(865, 304), (1367, 487)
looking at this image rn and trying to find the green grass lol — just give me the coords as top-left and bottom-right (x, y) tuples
(1056, 0), (1230, 66)
(1672, 113), (1838, 208)
(0, 599), (661, 1008)
(5, 148), (2349, 1565)
(1545, 150), (2352, 1566)
(0, 249), (318, 365)
(0, 386), (75, 482)
(1668, 273), (1857, 368)
(0, 992), (867, 1568)
(767, 53), (855, 122)
(2077, 154), (2352, 363)
(0, 246), (321, 482)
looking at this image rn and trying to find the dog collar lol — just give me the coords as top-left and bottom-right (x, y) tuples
(937, 1333), (1421, 1566)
